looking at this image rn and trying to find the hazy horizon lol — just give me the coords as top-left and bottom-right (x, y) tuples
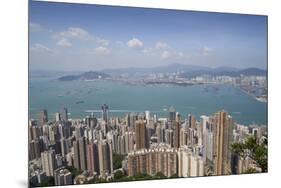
(29, 63), (267, 74)
(29, 1), (267, 71)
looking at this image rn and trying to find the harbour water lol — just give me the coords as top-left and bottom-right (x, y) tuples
(29, 77), (267, 125)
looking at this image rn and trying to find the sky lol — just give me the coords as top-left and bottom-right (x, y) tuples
(29, 1), (268, 71)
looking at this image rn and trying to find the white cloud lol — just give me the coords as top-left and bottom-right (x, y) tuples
(155, 42), (169, 49)
(31, 43), (53, 53)
(53, 27), (110, 48)
(161, 51), (172, 59)
(94, 46), (111, 55)
(56, 38), (72, 47)
(201, 46), (213, 56)
(127, 38), (144, 50)
(55, 27), (90, 40)
(97, 38), (109, 46)
(161, 50), (184, 60)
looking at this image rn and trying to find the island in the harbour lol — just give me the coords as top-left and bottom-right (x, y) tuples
(58, 71), (110, 81)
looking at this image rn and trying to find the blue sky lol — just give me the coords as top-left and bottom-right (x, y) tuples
(29, 1), (267, 71)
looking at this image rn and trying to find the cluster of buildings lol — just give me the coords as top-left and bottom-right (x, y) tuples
(119, 72), (267, 102)
(28, 105), (267, 187)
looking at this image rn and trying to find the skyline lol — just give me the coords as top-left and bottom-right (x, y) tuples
(30, 1), (267, 71)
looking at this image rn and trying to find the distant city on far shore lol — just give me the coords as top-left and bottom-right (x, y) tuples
(29, 1), (267, 187)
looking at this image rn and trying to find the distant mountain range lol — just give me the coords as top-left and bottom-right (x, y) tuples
(58, 71), (110, 81)
(55, 63), (266, 81)
(102, 63), (267, 76)
(180, 67), (267, 78)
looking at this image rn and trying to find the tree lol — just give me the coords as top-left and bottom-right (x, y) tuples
(231, 136), (267, 172)
(114, 170), (125, 180)
(112, 153), (125, 170)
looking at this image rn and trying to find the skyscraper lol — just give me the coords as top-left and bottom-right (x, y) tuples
(101, 104), (109, 123)
(60, 107), (68, 121)
(174, 119), (181, 148)
(86, 141), (99, 175)
(213, 111), (233, 175)
(188, 114), (196, 129)
(55, 112), (61, 122)
(169, 106), (176, 122)
(39, 109), (48, 126)
(98, 140), (113, 176)
(41, 149), (56, 176)
(165, 129), (174, 147)
(135, 120), (148, 150)
(73, 140), (80, 171)
(78, 137), (87, 171)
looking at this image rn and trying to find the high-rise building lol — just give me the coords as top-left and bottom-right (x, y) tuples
(135, 120), (148, 150)
(156, 124), (165, 144)
(169, 106), (176, 122)
(78, 137), (87, 171)
(60, 107), (68, 121)
(39, 109), (48, 126)
(200, 115), (209, 162)
(189, 155), (204, 177)
(165, 129), (174, 147)
(174, 121), (181, 148)
(73, 140), (80, 171)
(54, 168), (72, 186)
(86, 141), (99, 175)
(98, 140), (113, 176)
(41, 149), (56, 176)
(127, 145), (177, 178)
(188, 114), (196, 129)
(213, 111), (233, 175)
(101, 104), (109, 123)
(55, 112), (61, 122)
(29, 139), (44, 160)
(145, 111), (150, 123)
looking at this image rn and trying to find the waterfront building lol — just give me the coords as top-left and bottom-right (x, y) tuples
(55, 112), (61, 122)
(101, 104), (109, 123)
(169, 106), (176, 122)
(60, 107), (68, 121)
(39, 109), (48, 126)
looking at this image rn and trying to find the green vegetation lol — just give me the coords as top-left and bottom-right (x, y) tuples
(65, 165), (82, 179)
(244, 168), (258, 174)
(82, 170), (176, 185)
(112, 153), (125, 170)
(231, 136), (268, 172)
(114, 170), (125, 179)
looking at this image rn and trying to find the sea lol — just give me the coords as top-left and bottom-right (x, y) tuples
(29, 77), (267, 126)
